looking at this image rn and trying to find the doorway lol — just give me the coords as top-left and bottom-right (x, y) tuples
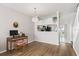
(60, 24), (67, 44)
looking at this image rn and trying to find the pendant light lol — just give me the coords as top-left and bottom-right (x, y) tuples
(32, 8), (39, 23)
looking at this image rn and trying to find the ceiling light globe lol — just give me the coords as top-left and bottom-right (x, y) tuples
(32, 16), (39, 23)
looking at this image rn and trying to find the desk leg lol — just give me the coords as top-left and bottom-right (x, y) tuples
(26, 38), (28, 45)
(6, 39), (8, 51)
(10, 41), (12, 51)
(27, 39), (28, 45)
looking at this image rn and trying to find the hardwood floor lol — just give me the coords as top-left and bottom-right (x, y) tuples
(0, 41), (76, 56)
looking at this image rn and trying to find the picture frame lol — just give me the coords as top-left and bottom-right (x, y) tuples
(37, 24), (57, 32)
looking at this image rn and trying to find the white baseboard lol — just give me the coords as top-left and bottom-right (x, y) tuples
(35, 40), (59, 45)
(28, 40), (34, 43)
(73, 45), (79, 56)
(0, 50), (6, 54)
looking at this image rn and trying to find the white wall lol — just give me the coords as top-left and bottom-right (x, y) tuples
(34, 18), (59, 45)
(34, 12), (76, 45)
(73, 6), (79, 56)
(0, 5), (34, 52)
(73, 31), (79, 55)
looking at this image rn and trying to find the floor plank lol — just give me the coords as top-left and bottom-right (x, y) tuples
(0, 41), (76, 56)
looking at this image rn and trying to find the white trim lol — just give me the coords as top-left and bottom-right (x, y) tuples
(0, 50), (6, 54)
(35, 40), (59, 45)
(28, 40), (34, 43)
(73, 45), (79, 56)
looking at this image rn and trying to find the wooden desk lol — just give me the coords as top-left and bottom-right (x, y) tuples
(6, 36), (28, 51)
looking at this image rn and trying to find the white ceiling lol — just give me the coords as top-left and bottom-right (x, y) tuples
(0, 3), (77, 17)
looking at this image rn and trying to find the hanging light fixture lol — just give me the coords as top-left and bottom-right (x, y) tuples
(32, 8), (39, 23)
